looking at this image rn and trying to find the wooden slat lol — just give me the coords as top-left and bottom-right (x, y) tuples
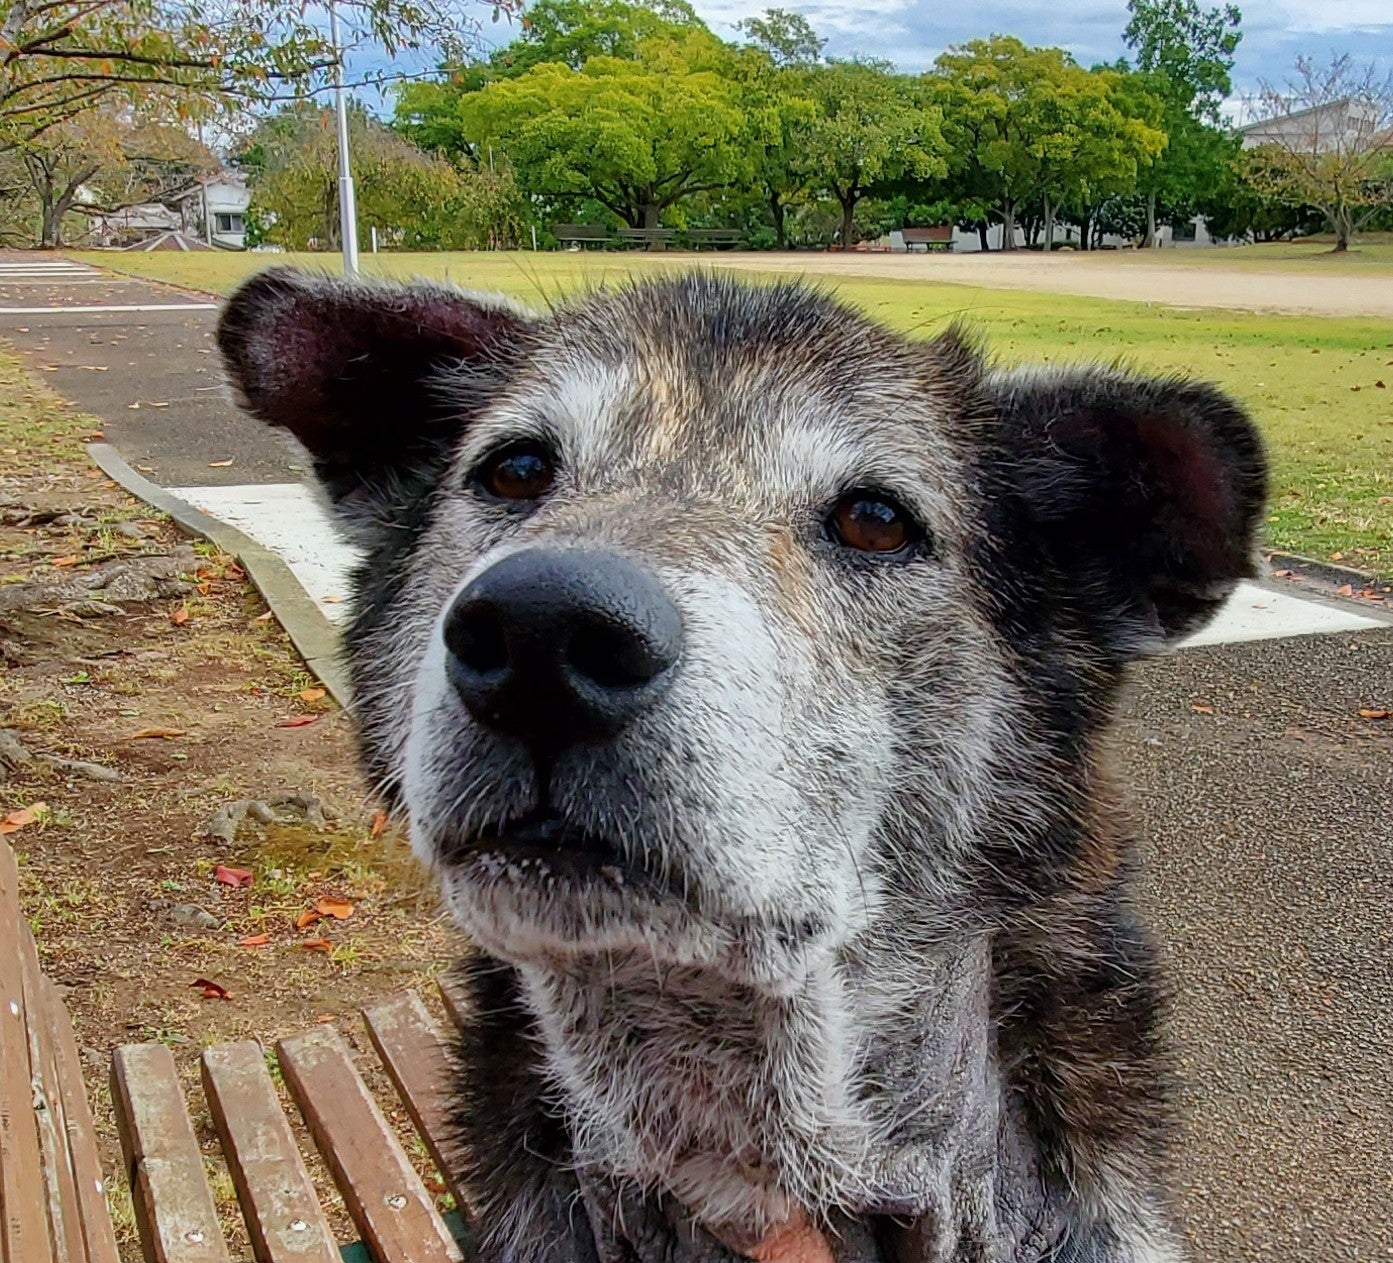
(276, 1027), (462, 1263)
(361, 992), (465, 1206)
(0, 841), (53, 1263)
(40, 978), (121, 1263)
(110, 1043), (232, 1263)
(200, 1042), (338, 1263)
(17, 924), (84, 1263)
(436, 977), (468, 1034)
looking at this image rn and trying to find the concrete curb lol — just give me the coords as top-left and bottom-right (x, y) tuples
(87, 442), (352, 705)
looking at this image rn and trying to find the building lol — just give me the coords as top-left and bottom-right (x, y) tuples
(177, 174), (251, 249)
(1238, 97), (1385, 155)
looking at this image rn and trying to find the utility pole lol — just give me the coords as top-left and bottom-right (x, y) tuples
(328, 0), (360, 275)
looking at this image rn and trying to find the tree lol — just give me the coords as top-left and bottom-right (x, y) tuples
(802, 61), (945, 248)
(1122, 0), (1243, 245)
(734, 8), (825, 68)
(0, 0), (505, 155)
(458, 34), (756, 229)
(485, 0), (702, 76)
(1244, 55), (1393, 251)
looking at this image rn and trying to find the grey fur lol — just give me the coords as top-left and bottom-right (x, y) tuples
(217, 269), (1266, 1263)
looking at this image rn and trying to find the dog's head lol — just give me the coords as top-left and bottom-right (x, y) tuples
(219, 269), (1265, 990)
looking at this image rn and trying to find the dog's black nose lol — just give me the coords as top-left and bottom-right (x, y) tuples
(443, 548), (683, 751)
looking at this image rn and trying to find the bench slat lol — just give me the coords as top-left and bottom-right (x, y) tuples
(201, 1042), (339, 1263)
(0, 841), (55, 1263)
(41, 977), (121, 1263)
(361, 992), (465, 1207)
(18, 928), (84, 1263)
(437, 976), (468, 1033)
(277, 1027), (462, 1263)
(111, 1043), (233, 1263)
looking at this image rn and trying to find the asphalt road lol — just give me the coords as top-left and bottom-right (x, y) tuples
(2, 251), (1391, 1260)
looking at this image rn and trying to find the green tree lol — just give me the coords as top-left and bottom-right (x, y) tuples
(487, 0), (703, 76)
(458, 33), (756, 229)
(802, 61), (945, 248)
(1122, 0), (1243, 244)
(734, 8), (825, 68)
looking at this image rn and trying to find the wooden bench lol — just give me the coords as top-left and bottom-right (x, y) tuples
(686, 229), (742, 250)
(4, 833), (476, 1262)
(617, 227), (678, 251)
(550, 223), (613, 249)
(902, 226), (954, 253)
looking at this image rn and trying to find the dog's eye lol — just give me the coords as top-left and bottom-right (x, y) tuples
(473, 441), (556, 502)
(826, 491), (923, 555)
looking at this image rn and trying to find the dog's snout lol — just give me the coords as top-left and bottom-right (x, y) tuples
(444, 548), (683, 751)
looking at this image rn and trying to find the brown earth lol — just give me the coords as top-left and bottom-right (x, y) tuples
(0, 347), (462, 1253)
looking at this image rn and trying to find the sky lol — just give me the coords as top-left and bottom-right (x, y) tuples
(339, 0), (1393, 120)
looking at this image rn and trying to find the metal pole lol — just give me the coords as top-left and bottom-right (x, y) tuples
(328, 0), (359, 275)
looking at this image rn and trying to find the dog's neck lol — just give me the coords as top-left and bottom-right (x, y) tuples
(515, 928), (1056, 1255)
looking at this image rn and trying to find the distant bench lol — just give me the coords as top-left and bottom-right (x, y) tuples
(687, 229), (742, 249)
(551, 223), (613, 249)
(902, 225), (954, 252)
(617, 227), (678, 250)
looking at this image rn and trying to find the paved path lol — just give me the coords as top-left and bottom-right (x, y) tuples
(2, 251), (1392, 1259)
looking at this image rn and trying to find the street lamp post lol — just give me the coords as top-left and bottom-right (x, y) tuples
(328, 0), (360, 275)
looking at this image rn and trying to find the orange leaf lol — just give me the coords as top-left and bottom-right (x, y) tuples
(215, 865), (253, 888)
(316, 896), (354, 920)
(52, 555), (80, 568)
(128, 727), (186, 740)
(1358, 708), (1390, 720)
(190, 978), (230, 1000)
(1336, 584), (1355, 597)
(295, 909), (322, 929)
(276, 715), (318, 729)
(370, 810), (388, 839)
(207, 459), (235, 468)
(170, 605), (190, 626)
(0, 803), (48, 835)
(301, 938), (332, 951)
(298, 687), (326, 703)
(240, 933), (271, 947)
(1190, 702), (1215, 715)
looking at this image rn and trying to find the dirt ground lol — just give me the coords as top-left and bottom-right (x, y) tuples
(0, 349), (462, 1253)
(691, 250), (1393, 319)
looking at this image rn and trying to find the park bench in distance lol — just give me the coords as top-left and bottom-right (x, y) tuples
(686, 229), (743, 249)
(617, 227), (679, 250)
(551, 223), (614, 249)
(902, 225), (955, 252)
(3, 832), (476, 1262)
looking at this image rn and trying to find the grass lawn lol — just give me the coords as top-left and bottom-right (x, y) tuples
(71, 248), (1393, 573)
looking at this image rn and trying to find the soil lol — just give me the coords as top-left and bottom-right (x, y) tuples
(0, 350), (462, 1254)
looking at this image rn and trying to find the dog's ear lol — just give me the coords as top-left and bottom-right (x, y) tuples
(217, 267), (532, 515)
(985, 368), (1267, 655)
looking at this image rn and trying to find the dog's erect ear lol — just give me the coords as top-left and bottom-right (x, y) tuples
(217, 267), (532, 510)
(985, 369), (1267, 655)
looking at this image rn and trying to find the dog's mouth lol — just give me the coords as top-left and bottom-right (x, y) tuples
(444, 808), (651, 889)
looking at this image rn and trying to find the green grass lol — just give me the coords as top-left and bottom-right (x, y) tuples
(68, 249), (1393, 572)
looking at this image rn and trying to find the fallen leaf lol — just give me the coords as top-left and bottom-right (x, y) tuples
(296, 909), (322, 929)
(0, 803), (49, 835)
(1271, 568), (1295, 578)
(254, 610), (275, 623)
(128, 727), (186, 740)
(370, 810), (388, 839)
(301, 938), (332, 952)
(1376, 381), (1386, 389)
(196, 582), (210, 596)
(215, 865), (254, 888)
(1358, 708), (1391, 720)
(1336, 583), (1355, 597)
(1190, 702), (1215, 715)
(51, 555), (80, 568)
(207, 458), (234, 467)
(240, 933), (271, 947)
(276, 715), (318, 729)
(190, 978), (231, 1000)
(170, 605), (190, 626)
(316, 896), (354, 920)
(316, 1014), (335, 1023)
(299, 686), (326, 703)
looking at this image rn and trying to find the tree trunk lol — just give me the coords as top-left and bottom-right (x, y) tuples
(977, 221), (990, 252)
(769, 194), (786, 249)
(839, 194), (856, 249)
(1001, 200), (1016, 251)
(1332, 205), (1351, 252)
(1078, 207), (1092, 251)
(1142, 188), (1157, 248)
(642, 202), (660, 229)
(1043, 193), (1055, 251)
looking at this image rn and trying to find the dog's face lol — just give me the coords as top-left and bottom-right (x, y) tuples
(219, 270), (1265, 991)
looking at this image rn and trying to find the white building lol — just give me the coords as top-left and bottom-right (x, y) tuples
(177, 175), (251, 248)
(1238, 97), (1383, 155)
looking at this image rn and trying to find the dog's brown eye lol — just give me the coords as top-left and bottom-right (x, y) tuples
(827, 492), (921, 555)
(475, 442), (555, 502)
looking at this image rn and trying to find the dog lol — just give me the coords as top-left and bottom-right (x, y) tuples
(218, 268), (1266, 1263)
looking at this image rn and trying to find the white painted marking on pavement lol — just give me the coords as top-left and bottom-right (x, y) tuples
(0, 303), (217, 314)
(168, 482), (1390, 646)
(169, 483), (358, 625)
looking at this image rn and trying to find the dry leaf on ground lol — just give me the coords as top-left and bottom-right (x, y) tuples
(1, 802), (48, 834)
(190, 978), (230, 1000)
(316, 896), (354, 920)
(215, 865), (253, 888)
